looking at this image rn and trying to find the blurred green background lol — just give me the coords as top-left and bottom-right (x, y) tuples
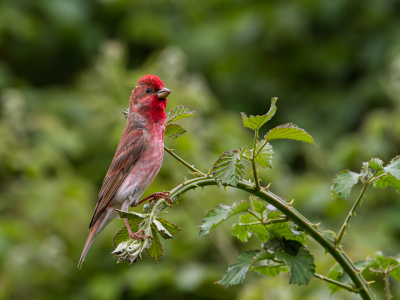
(1, 0), (400, 299)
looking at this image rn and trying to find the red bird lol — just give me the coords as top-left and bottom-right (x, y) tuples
(79, 75), (171, 268)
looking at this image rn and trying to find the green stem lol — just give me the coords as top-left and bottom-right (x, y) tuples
(336, 182), (369, 248)
(162, 177), (375, 300)
(164, 146), (206, 176)
(314, 273), (361, 293)
(161, 150), (375, 300)
(384, 271), (392, 300)
(238, 218), (288, 226)
(252, 131), (261, 191)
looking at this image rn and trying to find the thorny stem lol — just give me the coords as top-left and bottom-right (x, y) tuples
(252, 131), (261, 191)
(238, 218), (288, 226)
(336, 171), (383, 249)
(314, 273), (361, 293)
(384, 271), (392, 300)
(336, 182), (369, 248)
(164, 145), (206, 176)
(162, 149), (376, 300)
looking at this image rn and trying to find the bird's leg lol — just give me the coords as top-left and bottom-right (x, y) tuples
(123, 218), (151, 239)
(133, 191), (172, 207)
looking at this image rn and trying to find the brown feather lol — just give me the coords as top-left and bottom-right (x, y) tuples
(88, 122), (145, 228)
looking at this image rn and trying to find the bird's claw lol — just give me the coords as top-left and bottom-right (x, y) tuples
(136, 191), (172, 206)
(129, 230), (152, 240)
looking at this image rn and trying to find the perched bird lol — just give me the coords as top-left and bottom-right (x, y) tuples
(78, 75), (172, 268)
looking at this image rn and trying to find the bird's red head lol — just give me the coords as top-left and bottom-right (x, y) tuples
(129, 75), (171, 124)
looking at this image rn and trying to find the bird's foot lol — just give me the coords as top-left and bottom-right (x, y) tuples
(134, 191), (172, 206)
(124, 218), (152, 239)
(129, 229), (152, 240)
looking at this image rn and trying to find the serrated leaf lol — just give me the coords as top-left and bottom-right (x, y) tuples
(152, 219), (174, 239)
(236, 213), (268, 241)
(254, 250), (276, 261)
(217, 250), (260, 287)
(368, 158), (384, 171)
(266, 222), (308, 245)
(373, 172), (400, 193)
(146, 228), (164, 264)
(212, 150), (245, 186)
(157, 218), (181, 237)
(241, 97), (278, 131)
(249, 195), (265, 215)
(384, 156), (400, 180)
(364, 251), (399, 272)
(328, 261), (365, 294)
(164, 123), (186, 139)
(276, 248), (315, 285)
(251, 264), (289, 276)
(232, 223), (252, 242)
(166, 105), (197, 124)
(198, 201), (249, 238)
(239, 146), (252, 161)
(117, 210), (146, 223)
(264, 123), (317, 146)
(390, 254), (400, 282)
(255, 141), (274, 168)
(112, 224), (139, 247)
(331, 170), (361, 200)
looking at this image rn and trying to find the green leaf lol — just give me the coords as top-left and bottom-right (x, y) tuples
(276, 248), (315, 285)
(251, 265), (289, 276)
(328, 261), (365, 294)
(198, 201), (249, 238)
(254, 141), (274, 168)
(152, 219), (174, 239)
(241, 97), (278, 131)
(384, 156), (400, 180)
(266, 222), (308, 245)
(390, 254), (400, 282)
(264, 123), (317, 146)
(368, 158), (384, 171)
(249, 195), (265, 215)
(112, 224), (139, 247)
(166, 105), (197, 124)
(239, 146), (252, 161)
(146, 228), (164, 264)
(217, 250), (259, 287)
(374, 173), (400, 193)
(232, 223), (252, 242)
(157, 218), (181, 238)
(116, 210), (146, 224)
(164, 123), (187, 139)
(212, 150), (245, 186)
(331, 170), (361, 200)
(364, 251), (399, 272)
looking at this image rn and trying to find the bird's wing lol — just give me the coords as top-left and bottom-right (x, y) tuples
(88, 124), (145, 229)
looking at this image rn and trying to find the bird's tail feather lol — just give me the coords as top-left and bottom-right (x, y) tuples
(78, 221), (101, 269)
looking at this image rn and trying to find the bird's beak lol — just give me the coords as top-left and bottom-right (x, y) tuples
(158, 87), (171, 100)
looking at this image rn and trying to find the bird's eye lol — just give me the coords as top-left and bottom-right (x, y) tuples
(145, 88), (151, 94)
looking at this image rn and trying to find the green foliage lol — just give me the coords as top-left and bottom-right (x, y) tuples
(241, 98), (277, 131)
(217, 250), (260, 287)
(212, 150), (245, 186)
(327, 261), (366, 294)
(164, 124), (186, 139)
(264, 123), (317, 146)
(113, 201), (181, 264)
(198, 201), (249, 238)
(276, 248), (315, 285)
(254, 141), (274, 168)
(331, 170), (361, 200)
(166, 105), (197, 124)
